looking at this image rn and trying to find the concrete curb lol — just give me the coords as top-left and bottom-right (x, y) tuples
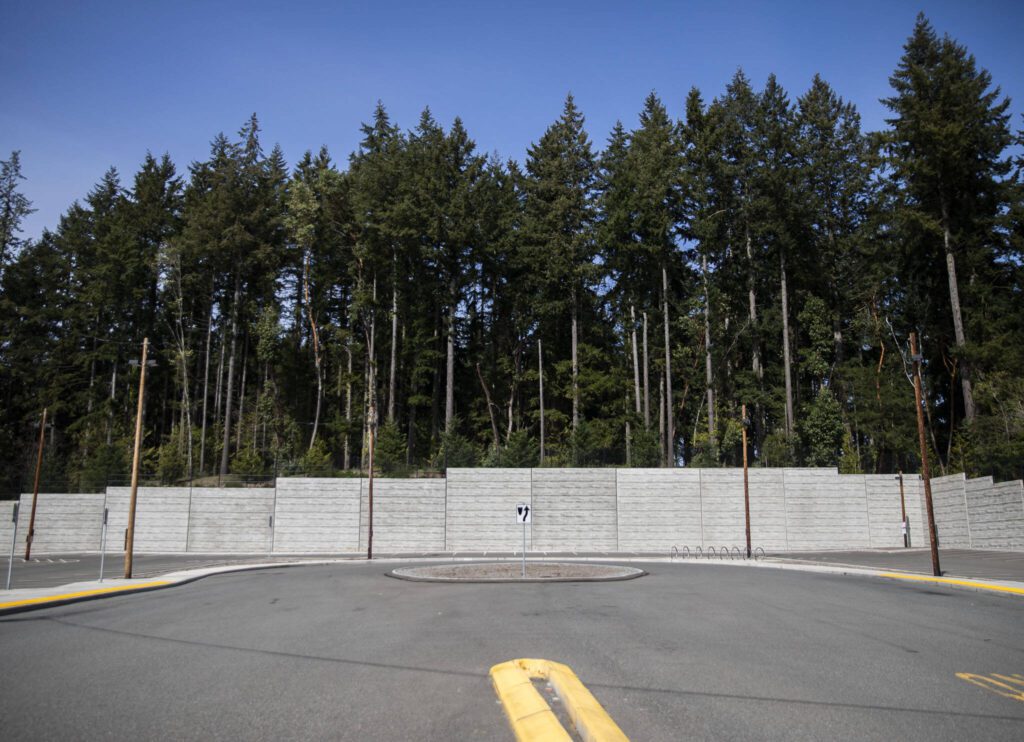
(0, 559), (355, 616)
(388, 563), (647, 583)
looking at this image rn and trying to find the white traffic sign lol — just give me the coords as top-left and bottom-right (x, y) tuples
(516, 502), (532, 524)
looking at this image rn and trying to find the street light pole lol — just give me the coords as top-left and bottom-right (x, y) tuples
(742, 403), (751, 559)
(910, 332), (940, 576)
(24, 407), (47, 561)
(125, 337), (150, 579)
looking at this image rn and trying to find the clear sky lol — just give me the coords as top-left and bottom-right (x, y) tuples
(2, 0), (1022, 240)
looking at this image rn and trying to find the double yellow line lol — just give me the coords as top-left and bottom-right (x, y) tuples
(490, 658), (629, 741)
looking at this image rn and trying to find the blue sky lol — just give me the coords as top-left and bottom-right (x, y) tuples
(2, 0), (1022, 240)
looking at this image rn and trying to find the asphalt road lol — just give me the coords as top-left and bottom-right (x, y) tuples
(6, 548), (1024, 590)
(2, 561), (1023, 740)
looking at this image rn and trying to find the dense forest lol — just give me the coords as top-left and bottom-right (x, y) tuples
(1, 16), (1022, 494)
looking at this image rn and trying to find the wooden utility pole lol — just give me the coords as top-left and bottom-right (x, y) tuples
(125, 338), (149, 579)
(366, 415), (375, 560)
(742, 404), (751, 559)
(910, 333), (941, 576)
(24, 407), (47, 560)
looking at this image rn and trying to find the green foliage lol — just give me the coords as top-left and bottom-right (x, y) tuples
(374, 421), (407, 474)
(157, 438), (188, 483)
(630, 426), (662, 467)
(762, 430), (797, 468)
(79, 444), (129, 492)
(483, 430), (537, 468)
(434, 421), (478, 469)
(298, 439), (334, 476)
(800, 388), (844, 467)
(1, 17), (1022, 491)
(230, 448), (266, 477)
(838, 427), (863, 474)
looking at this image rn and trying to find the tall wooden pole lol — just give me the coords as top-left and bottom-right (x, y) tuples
(125, 338), (149, 579)
(367, 414), (375, 560)
(742, 403), (751, 559)
(910, 333), (941, 576)
(24, 407), (47, 560)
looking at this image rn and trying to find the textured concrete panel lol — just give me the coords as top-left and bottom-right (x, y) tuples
(0, 500), (18, 553)
(273, 478), (361, 553)
(930, 474), (970, 548)
(965, 478), (1024, 550)
(360, 478), (446, 553)
(699, 469), (746, 549)
(748, 468), (788, 551)
(784, 469), (869, 550)
(445, 469), (533, 552)
(531, 469), (617, 551)
(103, 487), (191, 553)
(865, 475), (911, 548)
(616, 469), (701, 552)
(9, 493), (104, 554)
(186, 488), (274, 553)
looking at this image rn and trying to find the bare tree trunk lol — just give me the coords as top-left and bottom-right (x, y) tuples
(625, 419), (631, 467)
(571, 293), (579, 434)
(476, 363), (501, 451)
(303, 254), (324, 449)
(219, 276), (241, 479)
(780, 249), (794, 436)
(746, 226), (761, 380)
(199, 305), (213, 474)
(445, 281), (455, 431)
(538, 338), (545, 465)
(429, 321), (441, 445)
(107, 363), (117, 446)
(662, 265), (674, 466)
(388, 280), (398, 423)
(630, 305), (641, 416)
(642, 312), (650, 428)
(344, 334), (353, 469)
(703, 253), (715, 439)
(940, 197), (975, 423)
(235, 335), (247, 452)
(214, 320), (225, 426)
(658, 375), (665, 466)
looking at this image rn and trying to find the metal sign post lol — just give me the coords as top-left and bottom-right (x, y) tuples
(516, 502), (531, 578)
(98, 507), (109, 582)
(6, 502), (19, 590)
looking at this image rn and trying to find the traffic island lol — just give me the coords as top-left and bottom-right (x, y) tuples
(388, 562), (646, 583)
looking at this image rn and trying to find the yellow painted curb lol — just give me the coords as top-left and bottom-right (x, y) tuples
(877, 572), (1024, 596)
(0, 581), (172, 610)
(490, 658), (629, 742)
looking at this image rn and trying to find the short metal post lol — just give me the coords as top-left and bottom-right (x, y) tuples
(897, 470), (909, 548)
(98, 508), (109, 582)
(522, 521), (526, 578)
(268, 514), (274, 557)
(6, 502), (19, 590)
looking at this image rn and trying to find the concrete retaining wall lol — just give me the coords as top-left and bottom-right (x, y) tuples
(273, 478), (360, 553)
(930, 474), (971, 548)
(3, 468), (1021, 555)
(446, 469), (532, 552)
